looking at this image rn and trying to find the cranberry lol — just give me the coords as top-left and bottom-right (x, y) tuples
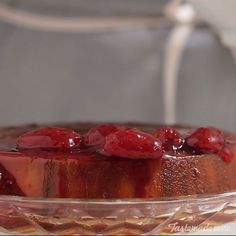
(103, 129), (163, 159)
(83, 124), (124, 147)
(17, 127), (81, 150)
(219, 145), (234, 162)
(186, 127), (224, 153)
(153, 127), (184, 151)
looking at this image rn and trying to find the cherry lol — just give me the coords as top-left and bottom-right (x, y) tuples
(17, 127), (81, 150)
(152, 127), (184, 151)
(83, 124), (124, 147)
(186, 127), (224, 153)
(103, 129), (163, 159)
(219, 145), (234, 162)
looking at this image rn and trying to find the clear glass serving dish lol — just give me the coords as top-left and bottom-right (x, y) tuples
(0, 191), (236, 235)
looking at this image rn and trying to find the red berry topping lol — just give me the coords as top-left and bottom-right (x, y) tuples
(83, 124), (123, 147)
(186, 127), (224, 153)
(17, 127), (81, 150)
(153, 127), (184, 151)
(219, 145), (234, 162)
(103, 129), (163, 159)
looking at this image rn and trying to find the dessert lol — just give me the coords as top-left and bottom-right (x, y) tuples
(0, 123), (235, 198)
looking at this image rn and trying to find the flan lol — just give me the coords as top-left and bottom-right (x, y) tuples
(0, 123), (235, 198)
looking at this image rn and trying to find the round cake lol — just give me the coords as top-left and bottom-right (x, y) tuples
(0, 122), (235, 198)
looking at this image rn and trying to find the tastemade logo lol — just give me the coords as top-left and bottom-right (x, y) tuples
(168, 222), (231, 233)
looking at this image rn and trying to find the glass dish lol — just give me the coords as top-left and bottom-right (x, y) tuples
(0, 191), (236, 235)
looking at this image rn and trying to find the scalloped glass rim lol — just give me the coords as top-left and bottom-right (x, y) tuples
(1, 190), (236, 204)
(0, 191), (236, 235)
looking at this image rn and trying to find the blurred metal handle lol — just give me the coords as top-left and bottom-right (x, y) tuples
(163, 2), (195, 124)
(0, 3), (168, 32)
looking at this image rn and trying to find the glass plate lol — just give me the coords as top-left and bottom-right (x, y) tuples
(0, 192), (236, 235)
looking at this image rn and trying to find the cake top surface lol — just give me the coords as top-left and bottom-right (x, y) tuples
(0, 122), (234, 162)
